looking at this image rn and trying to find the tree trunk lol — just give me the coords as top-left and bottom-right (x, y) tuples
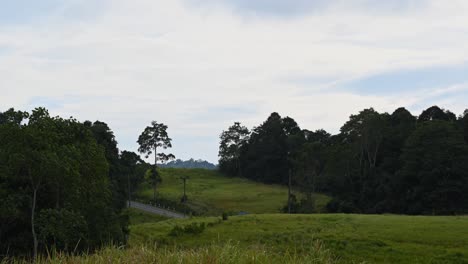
(128, 174), (131, 207)
(154, 146), (157, 201)
(31, 188), (38, 260)
(288, 168), (292, 214)
(55, 182), (60, 209)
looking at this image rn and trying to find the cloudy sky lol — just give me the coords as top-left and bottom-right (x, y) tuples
(1, 0), (468, 163)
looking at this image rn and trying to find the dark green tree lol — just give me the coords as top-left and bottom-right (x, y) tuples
(0, 107), (127, 257)
(418, 105), (456, 122)
(218, 122), (249, 176)
(398, 120), (468, 214)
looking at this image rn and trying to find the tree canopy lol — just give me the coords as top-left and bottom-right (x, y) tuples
(0, 107), (146, 257)
(220, 106), (468, 215)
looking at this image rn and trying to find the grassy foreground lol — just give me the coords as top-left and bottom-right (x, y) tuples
(130, 213), (468, 263)
(2, 242), (333, 264)
(137, 168), (330, 215)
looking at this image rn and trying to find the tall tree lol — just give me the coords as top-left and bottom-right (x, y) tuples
(85, 121), (125, 211)
(137, 121), (174, 200)
(240, 113), (289, 184)
(340, 108), (389, 210)
(218, 122), (250, 176)
(120, 151), (144, 205)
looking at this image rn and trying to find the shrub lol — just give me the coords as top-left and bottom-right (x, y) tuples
(168, 222), (206, 237)
(36, 209), (88, 252)
(168, 225), (184, 237)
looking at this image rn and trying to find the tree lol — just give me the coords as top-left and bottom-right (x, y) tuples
(458, 109), (468, 144)
(0, 107), (127, 257)
(398, 120), (468, 214)
(137, 121), (174, 200)
(85, 121), (124, 210)
(218, 122), (249, 176)
(18, 108), (61, 259)
(293, 142), (327, 212)
(418, 106), (456, 122)
(240, 113), (291, 184)
(120, 151), (144, 206)
(340, 108), (389, 210)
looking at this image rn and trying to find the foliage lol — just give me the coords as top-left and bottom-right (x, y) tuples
(0, 108), (142, 257)
(137, 121), (175, 201)
(218, 122), (250, 176)
(222, 212), (229, 221)
(398, 120), (468, 214)
(168, 222), (206, 237)
(36, 209), (87, 252)
(222, 105), (468, 214)
(137, 121), (174, 165)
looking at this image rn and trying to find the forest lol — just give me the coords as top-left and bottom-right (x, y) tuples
(0, 108), (149, 257)
(219, 105), (468, 215)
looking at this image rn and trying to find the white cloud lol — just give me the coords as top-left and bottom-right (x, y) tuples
(1, 0), (468, 162)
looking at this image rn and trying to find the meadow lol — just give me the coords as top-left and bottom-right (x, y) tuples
(137, 168), (330, 215)
(129, 213), (468, 263)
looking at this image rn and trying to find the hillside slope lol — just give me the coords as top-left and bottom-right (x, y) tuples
(136, 168), (330, 215)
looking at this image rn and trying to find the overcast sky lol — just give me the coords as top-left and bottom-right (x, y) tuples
(1, 0), (468, 163)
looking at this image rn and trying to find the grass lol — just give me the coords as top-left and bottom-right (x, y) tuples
(137, 168), (330, 215)
(125, 208), (168, 225)
(129, 213), (468, 263)
(2, 241), (335, 264)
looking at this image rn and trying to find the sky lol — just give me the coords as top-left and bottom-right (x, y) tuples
(1, 0), (468, 163)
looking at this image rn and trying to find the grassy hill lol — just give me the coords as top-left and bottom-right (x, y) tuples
(129, 213), (468, 263)
(136, 168), (330, 215)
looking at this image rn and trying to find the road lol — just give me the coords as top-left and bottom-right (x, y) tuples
(129, 201), (187, 219)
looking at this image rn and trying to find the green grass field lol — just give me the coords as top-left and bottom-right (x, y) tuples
(137, 168), (330, 215)
(125, 208), (168, 225)
(129, 213), (468, 263)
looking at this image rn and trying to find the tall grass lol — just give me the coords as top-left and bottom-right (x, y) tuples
(2, 241), (335, 264)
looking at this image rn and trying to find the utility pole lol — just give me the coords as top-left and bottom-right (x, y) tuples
(179, 176), (189, 217)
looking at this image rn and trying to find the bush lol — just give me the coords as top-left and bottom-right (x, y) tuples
(326, 198), (358, 213)
(36, 209), (88, 252)
(168, 225), (184, 237)
(168, 222), (206, 237)
(282, 195), (316, 214)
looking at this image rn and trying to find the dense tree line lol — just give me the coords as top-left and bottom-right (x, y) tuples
(0, 108), (148, 257)
(219, 106), (468, 215)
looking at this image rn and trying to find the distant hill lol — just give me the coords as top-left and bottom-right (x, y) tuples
(160, 159), (217, 170)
